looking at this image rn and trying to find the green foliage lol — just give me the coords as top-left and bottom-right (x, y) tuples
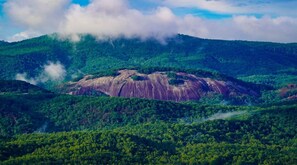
(168, 79), (185, 86)
(0, 131), (174, 164)
(0, 94), (54, 136)
(0, 33), (296, 163)
(0, 80), (50, 94)
(198, 93), (226, 104)
(239, 74), (297, 88)
(90, 70), (120, 79)
(0, 102), (296, 164)
(1, 34), (297, 82)
(131, 75), (146, 81)
(0, 81), (297, 164)
(166, 72), (184, 86)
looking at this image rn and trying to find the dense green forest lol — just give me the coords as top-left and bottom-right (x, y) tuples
(0, 80), (296, 164)
(1, 34), (297, 81)
(0, 34), (297, 164)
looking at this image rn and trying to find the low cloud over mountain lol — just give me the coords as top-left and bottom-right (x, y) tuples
(3, 0), (297, 42)
(16, 61), (66, 85)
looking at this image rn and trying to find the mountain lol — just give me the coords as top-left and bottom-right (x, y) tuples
(0, 34), (297, 82)
(0, 80), (296, 164)
(59, 69), (260, 102)
(1, 34), (297, 164)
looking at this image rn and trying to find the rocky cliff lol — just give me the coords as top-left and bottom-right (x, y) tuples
(60, 70), (258, 102)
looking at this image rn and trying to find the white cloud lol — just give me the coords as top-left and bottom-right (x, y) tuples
(177, 15), (297, 43)
(59, 1), (178, 41)
(4, 0), (70, 32)
(164, 0), (243, 14)
(16, 73), (38, 85)
(230, 16), (297, 42)
(7, 30), (41, 42)
(163, 0), (297, 16)
(43, 62), (66, 81)
(16, 61), (66, 85)
(3, 0), (297, 43)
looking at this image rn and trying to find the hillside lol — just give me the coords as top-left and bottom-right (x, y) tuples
(1, 34), (297, 164)
(0, 41), (7, 46)
(0, 81), (296, 164)
(0, 80), (51, 94)
(60, 69), (260, 102)
(0, 80), (249, 136)
(0, 34), (297, 82)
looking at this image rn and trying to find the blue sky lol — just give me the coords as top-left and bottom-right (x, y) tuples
(72, 0), (89, 6)
(1, 0), (297, 42)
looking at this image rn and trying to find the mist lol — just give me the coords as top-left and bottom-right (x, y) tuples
(179, 111), (248, 125)
(15, 61), (66, 85)
(34, 122), (48, 133)
(205, 111), (247, 121)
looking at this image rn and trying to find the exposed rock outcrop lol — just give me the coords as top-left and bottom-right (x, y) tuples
(280, 84), (297, 101)
(60, 70), (258, 102)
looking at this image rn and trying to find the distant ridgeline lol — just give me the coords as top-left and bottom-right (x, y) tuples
(0, 34), (297, 82)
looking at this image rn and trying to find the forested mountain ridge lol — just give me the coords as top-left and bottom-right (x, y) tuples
(1, 33), (297, 164)
(1, 34), (297, 81)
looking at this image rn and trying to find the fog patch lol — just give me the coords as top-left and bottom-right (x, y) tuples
(179, 111), (248, 125)
(16, 73), (38, 85)
(206, 111), (247, 121)
(15, 61), (66, 85)
(34, 122), (48, 133)
(43, 62), (66, 81)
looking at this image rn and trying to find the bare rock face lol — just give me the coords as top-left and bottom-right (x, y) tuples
(280, 84), (297, 100)
(61, 70), (258, 102)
